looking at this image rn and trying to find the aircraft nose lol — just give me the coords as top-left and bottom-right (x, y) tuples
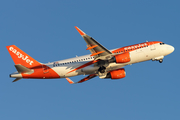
(167, 45), (175, 53)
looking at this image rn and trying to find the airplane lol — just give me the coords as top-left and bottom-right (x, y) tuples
(6, 26), (174, 83)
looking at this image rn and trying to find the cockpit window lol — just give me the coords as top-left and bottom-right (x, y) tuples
(160, 42), (165, 45)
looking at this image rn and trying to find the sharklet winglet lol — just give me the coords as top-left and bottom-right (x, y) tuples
(65, 78), (75, 84)
(75, 26), (86, 36)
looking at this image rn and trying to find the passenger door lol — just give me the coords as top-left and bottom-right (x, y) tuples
(150, 44), (156, 50)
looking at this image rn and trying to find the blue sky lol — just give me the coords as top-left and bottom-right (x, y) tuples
(1, 0), (180, 120)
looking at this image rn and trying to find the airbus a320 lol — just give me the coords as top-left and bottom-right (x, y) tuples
(6, 26), (174, 83)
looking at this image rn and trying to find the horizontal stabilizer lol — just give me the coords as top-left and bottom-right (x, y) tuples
(12, 78), (22, 82)
(15, 64), (33, 73)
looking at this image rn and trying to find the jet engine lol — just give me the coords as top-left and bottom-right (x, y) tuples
(96, 52), (130, 73)
(105, 68), (126, 79)
(109, 52), (130, 63)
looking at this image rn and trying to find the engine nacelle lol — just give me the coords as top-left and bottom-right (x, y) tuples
(110, 52), (130, 63)
(105, 68), (126, 79)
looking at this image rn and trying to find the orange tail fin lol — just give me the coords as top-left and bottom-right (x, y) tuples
(6, 45), (41, 68)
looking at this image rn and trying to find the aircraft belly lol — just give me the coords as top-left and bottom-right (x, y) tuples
(81, 66), (99, 75)
(107, 63), (126, 72)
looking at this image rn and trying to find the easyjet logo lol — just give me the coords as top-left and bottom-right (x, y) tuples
(124, 43), (148, 50)
(9, 47), (34, 65)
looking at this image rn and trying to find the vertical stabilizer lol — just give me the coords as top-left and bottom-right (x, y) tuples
(6, 45), (41, 68)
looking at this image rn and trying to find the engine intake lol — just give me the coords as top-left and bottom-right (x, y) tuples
(105, 68), (126, 79)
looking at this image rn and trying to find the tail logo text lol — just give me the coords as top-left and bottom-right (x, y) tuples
(9, 47), (34, 65)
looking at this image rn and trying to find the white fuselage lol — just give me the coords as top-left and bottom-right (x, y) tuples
(47, 43), (174, 78)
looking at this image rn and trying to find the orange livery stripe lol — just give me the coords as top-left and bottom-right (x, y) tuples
(67, 60), (99, 74)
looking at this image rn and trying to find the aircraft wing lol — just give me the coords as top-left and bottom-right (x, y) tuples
(75, 26), (112, 60)
(66, 74), (97, 84)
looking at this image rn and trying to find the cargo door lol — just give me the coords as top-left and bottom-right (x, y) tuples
(42, 65), (49, 73)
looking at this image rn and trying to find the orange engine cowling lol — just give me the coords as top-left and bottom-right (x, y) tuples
(105, 68), (126, 79)
(113, 52), (130, 63)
